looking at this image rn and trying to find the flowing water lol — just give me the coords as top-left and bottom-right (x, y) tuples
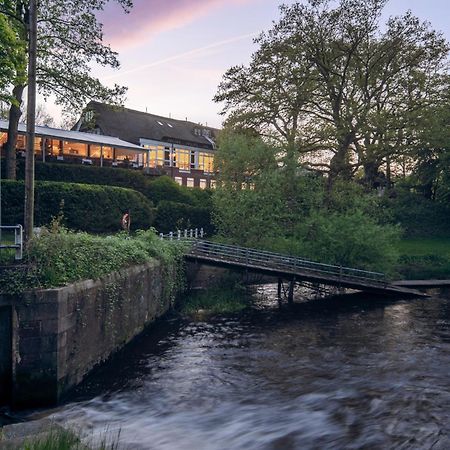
(42, 288), (450, 449)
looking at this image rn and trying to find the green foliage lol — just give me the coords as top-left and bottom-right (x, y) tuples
(215, 128), (277, 188)
(215, 0), (450, 184)
(155, 200), (214, 235)
(147, 175), (213, 208)
(380, 187), (450, 237)
(181, 286), (251, 317)
(295, 210), (401, 274)
(0, 12), (26, 102)
(396, 237), (450, 279)
(0, 227), (187, 294)
(1, 180), (155, 232)
(4, 163), (215, 233)
(212, 131), (401, 273)
(16, 161), (157, 197)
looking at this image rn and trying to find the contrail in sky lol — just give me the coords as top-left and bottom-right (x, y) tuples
(104, 32), (258, 80)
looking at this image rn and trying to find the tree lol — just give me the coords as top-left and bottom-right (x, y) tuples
(0, 0), (132, 179)
(215, 0), (449, 188)
(0, 10), (26, 102)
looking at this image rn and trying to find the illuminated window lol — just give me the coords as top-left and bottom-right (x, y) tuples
(198, 152), (214, 173)
(174, 177), (182, 186)
(210, 180), (216, 189)
(16, 135), (26, 150)
(0, 132), (7, 146)
(176, 148), (190, 171)
(199, 179), (207, 189)
(187, 178), (194, 188)
(190, 151), (196, 169)
(63, 141), (88, 157)
(90, 145), (102, 158)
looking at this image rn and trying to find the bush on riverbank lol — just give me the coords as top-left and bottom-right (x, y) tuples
(1, 180), (155, 232)
(0, 227), (187, 294)
(180, 286), (251, 317)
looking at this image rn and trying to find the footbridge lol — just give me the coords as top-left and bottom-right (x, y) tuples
(166, 235), (423, 297)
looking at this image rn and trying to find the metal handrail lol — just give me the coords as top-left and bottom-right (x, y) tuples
(187, 240), (386, 283)
(0, 225), (24, 260)
(158, 230), (386, 284)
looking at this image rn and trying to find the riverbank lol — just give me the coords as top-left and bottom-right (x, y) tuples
(397, 237), (450, 279)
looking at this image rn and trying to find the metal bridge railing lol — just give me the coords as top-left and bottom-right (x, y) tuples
(188, 240), (386, 283)
(0, 225), (24, 260)
(158, 230), (386, 284)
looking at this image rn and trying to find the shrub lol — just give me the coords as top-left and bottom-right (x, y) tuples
(7, 159), (156, 195)
(0, 228), (187, 293)
(381, 188), (450, 237)
(296, 210), (401, 275)
(155, 200), (214, 235)
(1, 180), (155, 232)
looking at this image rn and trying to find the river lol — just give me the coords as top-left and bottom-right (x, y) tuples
(41, 287), (450, 449)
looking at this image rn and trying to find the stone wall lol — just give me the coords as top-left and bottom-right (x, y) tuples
(0, 260), (173, 409)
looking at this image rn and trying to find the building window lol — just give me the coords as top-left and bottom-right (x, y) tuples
(210, 180), (216, 189)
(187, 178), (194, 188)
(164, 148), (171, 166)
(190, 151), (196, 169)
(176, 148), (190, 171)
(174, 176), (183, 186)
(198, 152), (214, 173)
(199, 179), (207, 189)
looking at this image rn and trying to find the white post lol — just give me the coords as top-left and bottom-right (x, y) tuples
(190, 229), (193, 238)
(160, 233), (163, 240)
(177, 230), (181, 240)
(169, 231), (173, 240)
(195, 228), (198, 238)
(200, 228), (204, 238)
(184, 229), (188, 239)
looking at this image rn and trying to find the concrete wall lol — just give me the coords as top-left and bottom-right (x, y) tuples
(0, 260), (174, 409)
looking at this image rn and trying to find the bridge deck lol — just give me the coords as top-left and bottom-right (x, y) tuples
(185, 240), (425, 297)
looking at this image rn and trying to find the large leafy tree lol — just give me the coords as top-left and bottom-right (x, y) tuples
(0, 0), (132, 179)
(215, 0), (449, 188)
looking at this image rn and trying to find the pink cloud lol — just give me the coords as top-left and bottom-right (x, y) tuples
(100, 0), (254, 48)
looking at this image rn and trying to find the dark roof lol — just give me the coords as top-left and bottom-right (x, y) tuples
(77, 101), (219, 150)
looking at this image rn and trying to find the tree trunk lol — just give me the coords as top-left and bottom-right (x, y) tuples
(5, 85), (25, 180)
(362, 160), (380, 189)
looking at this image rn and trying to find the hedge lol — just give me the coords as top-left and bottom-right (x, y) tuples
(155, 200), (214, 235)
(7, 160), (214, 206)
(1, 180), (155, 232)
(12, 160), (156, 198)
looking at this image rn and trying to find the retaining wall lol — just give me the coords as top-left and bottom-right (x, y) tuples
(0, 260), (173, 409)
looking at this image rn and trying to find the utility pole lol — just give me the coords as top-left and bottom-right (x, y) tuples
(24, 0), (37, 242)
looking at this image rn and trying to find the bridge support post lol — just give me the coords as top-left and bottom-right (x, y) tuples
(277, 278), (282, 307)
(288, 279), (295, 305)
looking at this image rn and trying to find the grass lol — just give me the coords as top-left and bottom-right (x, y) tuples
(180, 286), (251, 317)
(396, 237), (450, 280)
(0, 232), (17, 264)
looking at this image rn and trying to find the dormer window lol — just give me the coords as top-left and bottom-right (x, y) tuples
(202, 129), (211, 138)
(84, 110), (94, 122)
(194, 128), (201, 136)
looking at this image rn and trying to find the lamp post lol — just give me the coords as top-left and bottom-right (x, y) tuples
(24, 0), (37, 242)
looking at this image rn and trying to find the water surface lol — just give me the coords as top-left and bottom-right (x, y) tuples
(48, 288), (450, 449)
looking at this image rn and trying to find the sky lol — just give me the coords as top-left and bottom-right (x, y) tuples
(42, 0), (450, 129)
